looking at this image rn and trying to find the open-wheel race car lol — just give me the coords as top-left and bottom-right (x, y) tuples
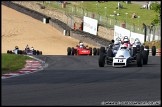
(7, 46), (42, 55)
(98, 36), (157, 67)
(67, 45), (100, 56)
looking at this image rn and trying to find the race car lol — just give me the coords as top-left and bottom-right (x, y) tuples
(131, 38), (156, 56)
(67, 45), (99, 56)
(98, 44), (148, 67)
(7, 47), (42, 55)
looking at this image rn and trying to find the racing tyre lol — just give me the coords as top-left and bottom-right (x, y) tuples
(67, 47), (71, 55)
(136, 53), (143, 67)
(93, 48), (97, 55)
(152, 46), (156, 56)
(136, 45), (141, 53)
(99, 47), (105, 55)
(145, 45), (149, 56)
(142, 50), (148, 65)
(33, 50), (36, 55)
(98, 53), (105, 67)
(71, 47), (75, 55)
(140, 45), (144, 51)
(7, 50), (10, 54)
(97, 48), (100, 55)
(89, 47), (92, 56)
(36, 50), (40, 55)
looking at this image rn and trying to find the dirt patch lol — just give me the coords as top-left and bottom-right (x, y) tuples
(2, 5), (96, 55)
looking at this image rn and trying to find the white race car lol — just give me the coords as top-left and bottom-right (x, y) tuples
(99, 41), (148, 67)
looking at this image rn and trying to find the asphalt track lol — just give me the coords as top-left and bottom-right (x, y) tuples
(2, 55), (161, 106)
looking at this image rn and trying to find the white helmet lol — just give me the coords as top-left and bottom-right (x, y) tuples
(123, 38), (129, 43)
(114, 40), (120, 45)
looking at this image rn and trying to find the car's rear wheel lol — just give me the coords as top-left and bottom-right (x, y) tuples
(98, 53), (105, 67)
(89, 47), (92, 56)
(152, 46), (156, 56)
(99, 47), (105, 55)
(67, 47), (71, 55)
(93, 48), (97, 55)
(142, 50), (148, 65)
(71, 47), (75, 55)
(137, 53), (143, 67)
(145, 45), (149, 56)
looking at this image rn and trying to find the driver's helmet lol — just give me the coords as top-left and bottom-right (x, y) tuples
(15, 46), (19, 49)
(114, 40), (120, 45)
(123, 38), (129, 43)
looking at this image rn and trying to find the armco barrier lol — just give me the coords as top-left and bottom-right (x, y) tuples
(2, 1), (49, 22)
(49, 18), (71, 35)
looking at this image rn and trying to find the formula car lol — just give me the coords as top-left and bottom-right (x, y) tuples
(99, 44), (148, 67)
(7, 48), (42, 55)
(67, 45), (99, 56)
(131, 38), (156, 56)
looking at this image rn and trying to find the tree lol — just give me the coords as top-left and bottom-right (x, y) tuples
(150, 2), (161, 25)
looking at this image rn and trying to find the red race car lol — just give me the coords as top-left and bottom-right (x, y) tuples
(67, 45), (99, 56)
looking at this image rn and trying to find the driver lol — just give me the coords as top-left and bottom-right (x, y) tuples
(122, 38), (131, 49)
(79, 40), (84, 48)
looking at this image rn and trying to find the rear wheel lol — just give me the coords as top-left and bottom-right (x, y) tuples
(93, 48), (97, 55)
(36, 50), (40, 55)
(98, 53), (105, 67)
(99, 47), (105, 55)
(152, 46), (156, 56)
(142, 50), (148, 65)
(89, 47), (92, 56)
(136, 53), (143, 67)
(71, 47), (75, 55)
(67, 47), (71, 55)
(145, 45), (149, 56)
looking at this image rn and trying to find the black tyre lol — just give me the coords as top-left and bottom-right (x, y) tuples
(145, 45), (149, 56)
(107, 49), (113, 57)
(136, 53), (143, 67)
(33, 50), (36, 55)
(140, 45), (144, 51)
(99, 47), (105, 55)
(67, 47), (71, 55)
(136, 45), (141, 53)
(36, 50), (40, 55)
(152, 46), (156, 56)
(19, 50), (23, 54)
(7, 50), (10, 54)
(89, 47), (92, 56)
(71, 47), (75, 55)
(142, 50), (148, 65)
(97, 48), (100, 55)
(93, 48), (97, 55)
(98, 53), (105, 67)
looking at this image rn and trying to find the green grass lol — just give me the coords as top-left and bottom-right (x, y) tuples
(42, 1), (158, 33)
(1, 54), (33, 74)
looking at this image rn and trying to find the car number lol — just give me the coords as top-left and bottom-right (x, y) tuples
(118, 59), (123, 62)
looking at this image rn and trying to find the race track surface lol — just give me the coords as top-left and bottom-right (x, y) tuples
(2, 55), (161, 106)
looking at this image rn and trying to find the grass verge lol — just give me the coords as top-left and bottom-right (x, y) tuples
(1, 54), (33, 74)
